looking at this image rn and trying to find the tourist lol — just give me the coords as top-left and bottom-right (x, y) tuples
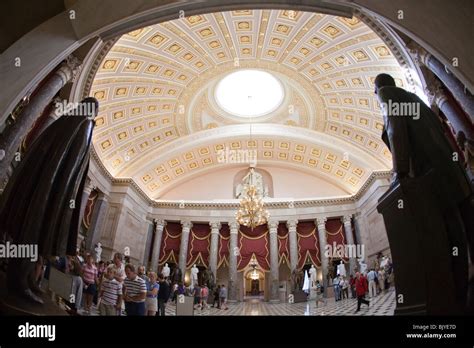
(146, 272), (159, 316)
(171, 282), (178, 303)
(349, 275), (356, 299)
(68, 255), (83, 314)
(193, 284), (202, 309)
(341, 276), (349, 300)
(111, 253), (126, 283)
(177, 281), (185, 296)
(367, 268), (378, 298)
(201, 284), (209, 310)
(82, 254), (98, 314)
(212, 285), (221, 308)
(314, 280), (326, 308)
(137, 265), (149, 282)
(354, 272), (370, 312)
(99, 266), (122, 316)
(333, 275), (340, 301)
(378, 268), (385, 293)
(123, 264), (147, 316)
(219, 284), (228, 310)
(157, 274), (171, 316)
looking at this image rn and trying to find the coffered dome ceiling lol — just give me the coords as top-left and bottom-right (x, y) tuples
(89, 9), (413, 199)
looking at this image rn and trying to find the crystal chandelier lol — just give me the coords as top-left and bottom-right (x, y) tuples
(235, 182), (270, 229)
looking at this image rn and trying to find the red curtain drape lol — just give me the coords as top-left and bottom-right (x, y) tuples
(278, 223), (289, 265)
(326, 218), (348, 260)
(296, 221), (321, 269)
(82, 189), (98, 229)
(187, 223), (211, 267)
(218, 224), (230, 268)
(238, 225), (270, 271)
(158, 222), (181, 265)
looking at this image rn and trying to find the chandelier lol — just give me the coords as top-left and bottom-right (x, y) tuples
(235, 183), (270, 229)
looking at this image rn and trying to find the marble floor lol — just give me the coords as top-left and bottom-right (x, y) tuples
(85, 287), (395, 316)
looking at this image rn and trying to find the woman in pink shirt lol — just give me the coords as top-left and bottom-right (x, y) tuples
(82, 254), (98, 314)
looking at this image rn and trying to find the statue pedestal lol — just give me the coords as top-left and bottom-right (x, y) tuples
(291, 289), (307, 303)
(0, 272), (67, 315)
(377, 173), (460, 315)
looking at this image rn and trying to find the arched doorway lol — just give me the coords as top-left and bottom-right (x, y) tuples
(243, 257), (265, 300)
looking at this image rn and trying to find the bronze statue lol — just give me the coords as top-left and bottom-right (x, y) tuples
(201, 268), (215, 289)
(0, 98), (97, 304)
(375, 74), (473, 312)
(291, 269), (303, 291)
(171, 266), (182, 283)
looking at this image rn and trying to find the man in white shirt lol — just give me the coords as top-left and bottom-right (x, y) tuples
(367, 269), (377, 298)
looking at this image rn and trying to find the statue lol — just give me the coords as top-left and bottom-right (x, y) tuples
(94, 242), (102, 263)
(201, 269), (215, 289)
(236, 167), (268, 198)
(162, 263), (170, 278)
(375, 73), (473, 313)
(358, 259), (367, 275)
(171, 266), (182, 283)
(380, 256), (389, 269)
(309, 265), (317, 285)
(0, 98), (97, 305)
(291, 269), (303, 291)
(191, 264), (199, 287)
(337, 260), (346, 277)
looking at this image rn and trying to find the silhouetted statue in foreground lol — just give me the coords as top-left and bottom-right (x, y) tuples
(375, 74), (473, 313)
(0, 98), (97, 304)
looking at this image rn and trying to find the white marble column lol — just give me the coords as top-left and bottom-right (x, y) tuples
(228, 221), (239, 302)
(342, 215), (357, 276)
(209, 221), (221, 276)
(179, 220), (192, 280)
(287, 219), (298, 272)
(268, 220), (280, 302)
(316, 217), (329, 292)
(77, 178), (93, 233)
(151, 219), (166, 273)
(85, 193), (109, 251)
(0, 56), (82, 185)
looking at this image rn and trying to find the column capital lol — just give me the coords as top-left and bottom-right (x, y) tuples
(268, 220), (279, 231)
(181, 220), (192, 230)
(286, 219), (298, 230)
(154, 219), (167, 230)
(316, 217), (327, 228)
(209, 221), (221, 232)
(228, 220), (239, 232)
(83, 177), (94, 194)
(57, 55), (82, 84)
(342, 215), (352, 226)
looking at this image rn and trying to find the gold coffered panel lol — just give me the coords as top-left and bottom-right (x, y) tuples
(89, 9), (412, 199)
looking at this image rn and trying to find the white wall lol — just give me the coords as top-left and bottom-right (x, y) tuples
(159, 165), (347, 200)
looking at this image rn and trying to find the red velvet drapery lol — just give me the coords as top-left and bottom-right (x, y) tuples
(186, 223), (211, 267)
(278, 223), (289, 265)
(158, 222), (181, 265)
(82, 189), (98, 229)
(237, 225), (270, 271)
(296, 221), (321, 269)
(326, 218), (348, 261)
(218, 224), (230, 268)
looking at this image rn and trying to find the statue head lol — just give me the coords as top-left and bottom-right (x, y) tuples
(374, 73), (396, 95)
(165, 263), (168, 267)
